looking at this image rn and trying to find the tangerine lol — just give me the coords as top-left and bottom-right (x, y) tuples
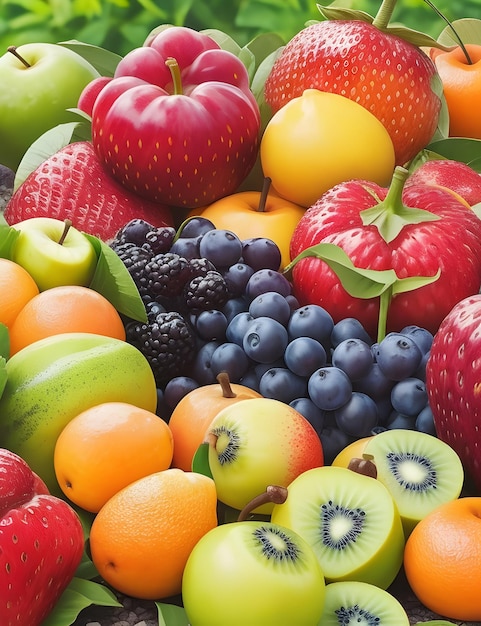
(54, 402), (174, 513)
(89, 468), (218, 599)
(8, 284), (126, 355)
(0, 258), (39, 330)
(403, 496), (481, 621)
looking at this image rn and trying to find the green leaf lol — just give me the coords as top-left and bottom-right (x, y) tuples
(316, 4), (374, 23)
(414, 621), (459, 626)
(391, 269), (441, 296)
(360, 202), (441, 243)
(156, 602), (190, 626)
(426, 137), (481, 167)
(243, 31), (285, 82)
(14, 121), (82, 192)
(58, 40), (122, 76)
(191, 442), (213, 479)
(437, 18), (481, 47)
(0, 222), (20, 259)
(41, 578), (121, 626)
(0, 324), (10, 361)
(85, 234), (147, 322)
(0, 356), (7, 399)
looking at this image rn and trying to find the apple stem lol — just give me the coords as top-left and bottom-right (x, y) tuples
(58, 219), (73, 245)
(165, 57), (183, 95)
(348, 454), (378, 479)
(7, 45), (31, 68)
(257, 177), (272, 213)
(237, 485), (288, 521)
(422, 0), (473, 64)
(216, 372), (237, 398)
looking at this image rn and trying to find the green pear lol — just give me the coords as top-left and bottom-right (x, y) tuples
(0, 332), (157, 493)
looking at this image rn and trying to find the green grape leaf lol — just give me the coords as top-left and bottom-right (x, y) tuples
(426, 137), (481, 167)
(360, 203), (441, 243)
(156, 602), (190, 626)
(85, 234), (147, 323)
(437, 18), (481, 47)
(41, 578), (121, 626)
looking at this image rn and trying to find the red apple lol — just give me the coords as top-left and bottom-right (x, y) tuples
(406, 158), (481, 206)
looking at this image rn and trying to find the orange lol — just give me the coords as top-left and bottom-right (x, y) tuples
(403, 496), (481, 621)
(168, 372), (261, 471)
(0, 258), (39, 329)
(430, 44), (481, 139)
(8, 284), (126, 355)
(89, 468), (218, 599)
(54, 402), (174, 513)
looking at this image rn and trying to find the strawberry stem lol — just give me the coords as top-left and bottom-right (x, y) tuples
(8, 45), (31, 68)
(165, 57), (183, 95)
(372, 0), (397, 31)
(257, 177), (271, 213)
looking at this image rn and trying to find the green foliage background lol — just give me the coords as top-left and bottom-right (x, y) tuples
(1, 0), (481, 56)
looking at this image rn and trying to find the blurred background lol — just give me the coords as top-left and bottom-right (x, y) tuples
(1, 0), (481, 57)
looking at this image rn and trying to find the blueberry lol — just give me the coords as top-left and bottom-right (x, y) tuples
(415, 404), (437, 436)
(307, 366), (353, 411)
(284, 336), (327, 378)
(243, 316), (289, 363)
(374, 332), (423, 381)
(318, 426), (353, 465)
(195, 309), (228, 342)
(163, 376), (200, 410)
(330, 317), (373, 348)
(287, 304), (334, 349)
(248, 291), (292, 326)
(289, 397), (326, 434)
(400, 325), (434, 355)
(335, 392), (379, 438)
(226, 311), (254, 346)
(210, 342), (251, 382)
(245, 269), (292, 301)
(390, 377), (428, 417)
(259, 367), (308, 404)
(223, 263), (255, 296)
(241, 237), (282, 271)
(199, 229), (243, 268)
(331, 338), (374, 381)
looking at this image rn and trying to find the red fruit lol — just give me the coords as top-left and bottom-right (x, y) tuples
(4, 141), (173, 241)
(78, 75), (113, 117)
(0, 448), (84, 626)
(264, 20), (441, 166)
(289, 171), (481, 339)
(426, 294), (481, 493)
(405, 158), (481, 206)
(91, 27), (260, 208)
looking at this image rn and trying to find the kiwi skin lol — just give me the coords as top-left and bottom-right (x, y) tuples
(319, 580), (410, 626)
(362, 428), (464, 537)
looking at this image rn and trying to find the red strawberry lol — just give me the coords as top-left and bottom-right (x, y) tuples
(0, 448), (84, 626)
(426, 295), (481, 494)
(289, 169), (481, 339)
(4, 141), (173, 241)
(264, 19), (441, 166)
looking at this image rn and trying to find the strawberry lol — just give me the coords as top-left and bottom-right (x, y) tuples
(3, 141), (173, 241)
(288, 168), (481, 340)
(0, 448), (84, 626)
(264, 19), (441, 166)
(426, 295), (481, 494)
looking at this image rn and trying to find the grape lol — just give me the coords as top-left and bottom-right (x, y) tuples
(374, 332), (423, 381)
(245, 268), (292, 301)
(179, 216), (216, 237)
(169, 235), (203, 260)
(330, 317), (373, 348)
(222, 296), (249, 323)
(390, 377), (428, 417)
(225, 311), (254, 345)
(415, 404), (437, 436)
(199, 229), (243, 267)
(354, 362), (395, 400)
(222, 263), (255, 296)
(210, 342), (251, 382)
(289, 397), (326, 434)
(331, 338), (374, 381)
(163, 376), (200, 410)
(188, 340), (222, 385)
(243, 316), (289, 363)
(284, 336), (327, 378)
(287, 304), (334, 349)
(259, 367), (308, 404)
(308, 366), (353, 411)
(335, 392), (379, 438)
(248, 291), (291, 326)
(195, 309), (228, 342)
(241, 237), (282, 271)
(400, 324), (434, 354)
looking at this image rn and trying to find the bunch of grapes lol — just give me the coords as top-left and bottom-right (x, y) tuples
(111, 217), (435, 463)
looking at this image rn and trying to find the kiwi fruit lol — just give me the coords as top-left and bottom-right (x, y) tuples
(362, 428), (464, 536)
(270, 465), (405, 589)
(318, 580), (410, 625)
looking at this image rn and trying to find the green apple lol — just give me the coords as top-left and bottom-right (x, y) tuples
(11, 217), (97, 291)
(0, 43), (100, 171)
(205, 397), (324, 515)
(182, 520), (326, 626)
(270, 465), (405, 589)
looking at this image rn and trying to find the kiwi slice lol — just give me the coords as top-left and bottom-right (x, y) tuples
(270, 465), (405, 589)
(362, 428), (464, 536)
(318, 580), (410, 625)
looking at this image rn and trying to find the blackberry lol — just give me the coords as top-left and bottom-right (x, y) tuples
(111, 242), (153, 286)
(125, 311), (196, 387)
(113, 218), (156, 246)
(145, 226), (176, 254)
(142, 252), (193, 300)
(189, 257), (216, 277)
(184, 270), (229, 311)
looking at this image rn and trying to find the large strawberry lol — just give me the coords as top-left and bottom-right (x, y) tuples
(0, 448), (84, 626)
(426, 295), (481, 494)
(288, 167), (481, 340)
(264, 1), (444, 166)
(3, 141), (173, 241)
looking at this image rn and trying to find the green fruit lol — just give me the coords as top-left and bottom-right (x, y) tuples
(319, 580), (410, 625)
(0, 332), (157, 493)
(182, 520), (326, 626)
(270, 465), (405, 589)
(362, 428), (465, 537)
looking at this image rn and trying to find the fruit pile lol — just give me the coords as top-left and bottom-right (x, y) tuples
(2, 0), (481, 624)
